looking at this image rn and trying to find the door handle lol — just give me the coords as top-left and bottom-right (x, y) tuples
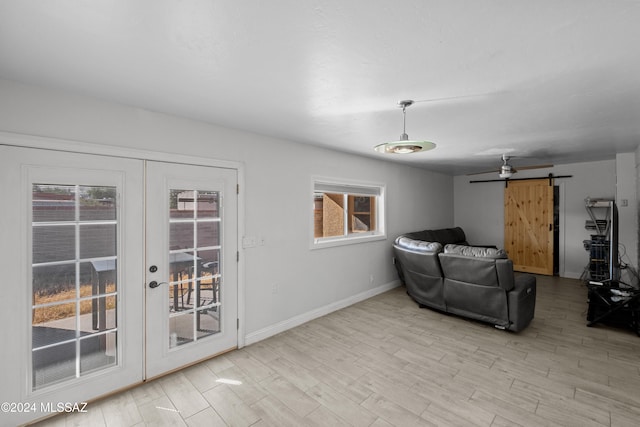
(149, 281), (161, 289)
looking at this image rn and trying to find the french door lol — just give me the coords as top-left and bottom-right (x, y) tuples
(0, 146), (238, 425)
(145, 161), (238, 378)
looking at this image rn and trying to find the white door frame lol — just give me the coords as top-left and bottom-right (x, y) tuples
(0, 130), (246, 350)
(0, 132), (245, 426)
(145, 161), (238, 378)
(0, 146), (146, 425)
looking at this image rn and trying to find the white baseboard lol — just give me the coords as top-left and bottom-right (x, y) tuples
(243, 280), (401, 346)
(561, 271), (583, 280)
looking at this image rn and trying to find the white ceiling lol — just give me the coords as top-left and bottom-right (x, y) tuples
(1, 1), (639, 175)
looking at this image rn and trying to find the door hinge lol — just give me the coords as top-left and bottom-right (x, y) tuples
(237, 251), (239, 262)
(237, 318), (240, 330)
(236, 184), (240, 194)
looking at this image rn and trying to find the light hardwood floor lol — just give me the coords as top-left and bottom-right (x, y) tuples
(33, 275), (640, 426)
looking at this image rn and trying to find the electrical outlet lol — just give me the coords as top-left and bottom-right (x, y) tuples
(272, 283), (279, 294)
(369, 274), (374, 284)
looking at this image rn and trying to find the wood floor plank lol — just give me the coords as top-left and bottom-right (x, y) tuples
(491, 414), (524, 427)
(267, 356), (320, 392)
(535, 399), (610, 427)
(214, 365), (270, 406)
(610, 409), (640, 427)
(393, 347), (459, 378)
(305, 381), (378, 427)
(468, 389), (552, 427)
(451, 361), (516, 393)
(127, 380), (166, 407)
(184, 407), (227, 427)
(574, 384), (640, 415)
(249, 395), (307, 427)
(547, 365), (611, 389)
(265, 335), (325, 370)
(353, 344), (413, 383)
(490, 355), (550, 379)
(509, 377), (575, 402)
(58, 406), (106, 427)
(410, 368), (476, 402)
(240, 340), (281, 364)
(202, 384), (261, 427)
(360, 392), (436, 426)
(225, 348), (276, 382)
(578, 354), (640, 379)
(136, 395), (187, 427)
(356, 371), (429, 416)
(181, 361), (222, 394)
(422, 399), (495, 427)
(96, 390), (142, 426)
(307, 363), (374, 405)
(258, 374), (320, 417)
(303, 404), (357, 427)
(159, 372), (210, 419)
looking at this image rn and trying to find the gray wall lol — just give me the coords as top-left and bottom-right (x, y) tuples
(0, 78), (454, 341)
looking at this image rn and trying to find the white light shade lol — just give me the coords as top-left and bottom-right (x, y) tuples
(374, 138), (436, 154)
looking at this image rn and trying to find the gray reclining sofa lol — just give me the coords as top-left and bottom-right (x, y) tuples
(393, 228), (536, 332)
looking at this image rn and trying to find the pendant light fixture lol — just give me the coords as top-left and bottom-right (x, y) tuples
(374, 100), (436, 154)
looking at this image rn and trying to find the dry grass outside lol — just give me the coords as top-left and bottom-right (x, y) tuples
(33, 283), (116, 324)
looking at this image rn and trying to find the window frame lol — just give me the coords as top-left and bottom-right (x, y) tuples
(311, 177), (386, 249)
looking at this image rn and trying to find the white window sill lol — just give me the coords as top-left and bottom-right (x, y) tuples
(311, 233), (386, 250)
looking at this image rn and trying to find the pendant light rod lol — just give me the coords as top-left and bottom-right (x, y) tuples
(399, 100), (413, 141)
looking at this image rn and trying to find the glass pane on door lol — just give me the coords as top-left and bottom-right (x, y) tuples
(31, 184), (118, 390)
(168, 190), (221, 348)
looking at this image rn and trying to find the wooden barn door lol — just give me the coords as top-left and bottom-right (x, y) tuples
(504, 178), (554, 275)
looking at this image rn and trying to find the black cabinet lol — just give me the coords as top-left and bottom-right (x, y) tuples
(587, 284), (640, 335)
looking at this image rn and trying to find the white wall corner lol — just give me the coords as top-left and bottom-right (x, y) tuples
(616, 152), (639, 286)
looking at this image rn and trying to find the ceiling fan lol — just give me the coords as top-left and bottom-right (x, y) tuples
(468, 154), (553, 178)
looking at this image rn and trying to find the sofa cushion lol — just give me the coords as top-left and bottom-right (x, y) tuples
(438, 253), (501, 287)
(444, 244), (507, 259)
(395, 237), (443, 253)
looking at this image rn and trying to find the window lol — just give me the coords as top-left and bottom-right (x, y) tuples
(31, 184), (119, 390)
(312, 179), (385, 247)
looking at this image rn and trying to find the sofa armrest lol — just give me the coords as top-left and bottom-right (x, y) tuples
(495, 259), (515, 291)
(511, 274), (536, 297)
(507, 274), (537, 332)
